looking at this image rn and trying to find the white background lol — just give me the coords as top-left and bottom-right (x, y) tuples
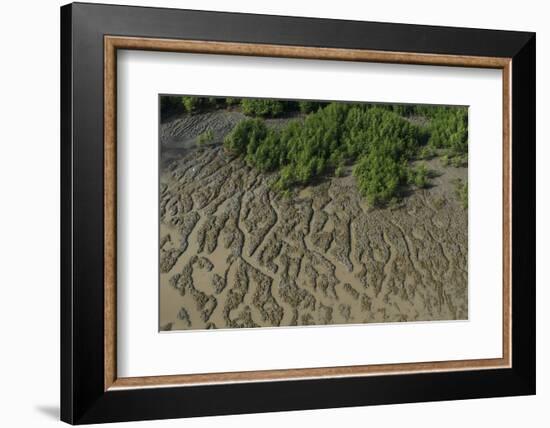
(118, 51), (503, 377)
(0, 0), (547, 427)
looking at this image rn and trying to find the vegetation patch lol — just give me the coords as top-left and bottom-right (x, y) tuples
(197, 129), (215, 146)
(162, 96), (468, 207)
(453, 178), (468, 209)
(240, 99), (287, 118)
(224, 102), (449, 205)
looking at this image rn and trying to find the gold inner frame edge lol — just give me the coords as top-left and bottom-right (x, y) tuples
(104, 36), (512, 391)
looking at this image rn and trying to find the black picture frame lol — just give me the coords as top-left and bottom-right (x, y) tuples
(61, 2), (535, 424)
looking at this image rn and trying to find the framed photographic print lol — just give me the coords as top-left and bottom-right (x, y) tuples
(60, 2), (535, 424)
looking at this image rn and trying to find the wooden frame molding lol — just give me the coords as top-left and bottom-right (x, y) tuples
(104, 35), (512, 391)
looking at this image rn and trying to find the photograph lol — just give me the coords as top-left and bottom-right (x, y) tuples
(52, 1), (536, 425)
(159, 95), (469, 331)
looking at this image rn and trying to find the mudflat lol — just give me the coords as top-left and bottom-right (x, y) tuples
(159, 110), (467, 331)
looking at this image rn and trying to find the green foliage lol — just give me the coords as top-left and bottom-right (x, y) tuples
(181, 96), (224, 113)
(391, 104), (416, 116)
(409, 163), (430, 188)
(342, 107), (425, 205)
(341, 107), (420, 160)
(245, 129), (284, 172)
(454, 178), (468, 209)
(418, 145), (437, 160)
(272, 103), (354, 188)
(240, 99), (287, 117)
(224, 118), (268, 155)
(427, 107), (468, 156)
(197, 129), (214, 145)
(411, 105), (449, 118)
(274, 165), (294, 192)
(353, 148), (407, 205)
(298, 101), (325, 114)
(223, 100), (466, 207)
(441, 151), (468, 168)
(370, 103), (416, 117)
(182, 96), (201, 113)
(225, 97), (241, 106)
(226, 103), (426, 205)
(449, 152), (468, 167)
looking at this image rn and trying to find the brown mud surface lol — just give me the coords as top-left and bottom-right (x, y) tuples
(159, 111), (468, 331)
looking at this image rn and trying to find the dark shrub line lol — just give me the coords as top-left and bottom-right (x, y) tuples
(160, 96), (330, 121)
